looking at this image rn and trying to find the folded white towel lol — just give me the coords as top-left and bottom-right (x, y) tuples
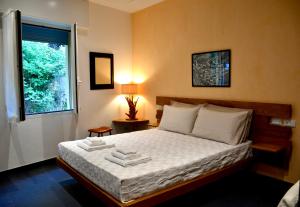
(105, 155), (151, 167)
(83, 139), (106, 146)
(111, 151), (141, 160)
(85, 137), (105, 145)
(116, 147), (137, 155)
(77, 141), (115, 152)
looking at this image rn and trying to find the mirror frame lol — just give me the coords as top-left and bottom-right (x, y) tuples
(89, 52), (114, 90)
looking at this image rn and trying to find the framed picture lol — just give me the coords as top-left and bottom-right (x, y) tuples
(89, 52), (114, 90)
(192, 49), (231, 87)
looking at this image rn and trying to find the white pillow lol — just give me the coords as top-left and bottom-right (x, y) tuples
(159, 105), (200, 134)
(205, 104), (253, 143)
(191, 107), (249, 145)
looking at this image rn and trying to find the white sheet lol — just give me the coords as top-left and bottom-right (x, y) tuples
(58, 129), (252, 203)
(278, 181), (299, 207)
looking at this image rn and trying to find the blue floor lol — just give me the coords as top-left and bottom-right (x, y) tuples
(0, 160), (291, 207)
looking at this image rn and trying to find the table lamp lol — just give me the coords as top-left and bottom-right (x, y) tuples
(121, 83), (139, 120)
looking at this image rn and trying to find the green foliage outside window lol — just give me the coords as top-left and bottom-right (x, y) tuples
(22, 40), (70, 114)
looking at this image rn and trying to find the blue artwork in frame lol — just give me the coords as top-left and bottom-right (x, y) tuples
(192, 49), (231, 87)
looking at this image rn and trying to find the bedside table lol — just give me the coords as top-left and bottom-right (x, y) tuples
(112, 119), (149, 134)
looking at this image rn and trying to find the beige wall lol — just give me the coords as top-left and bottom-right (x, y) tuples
(132, 0), (300, 182)
(0, 0), (132, 171)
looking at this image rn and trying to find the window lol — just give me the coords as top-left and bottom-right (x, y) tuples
(21, 23), (73, 115)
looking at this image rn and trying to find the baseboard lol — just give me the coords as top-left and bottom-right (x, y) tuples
(0, 158), (56, 175)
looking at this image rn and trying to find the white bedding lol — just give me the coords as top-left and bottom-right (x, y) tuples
(58, 129), (252, 203)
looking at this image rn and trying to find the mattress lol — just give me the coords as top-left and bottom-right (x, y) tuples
(58, 129), (252, 203)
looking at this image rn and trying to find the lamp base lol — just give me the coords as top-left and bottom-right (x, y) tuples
(125, 96), (139, 121)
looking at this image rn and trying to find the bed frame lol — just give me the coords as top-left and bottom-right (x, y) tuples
(156, 96), (292, 168)
(56, 96), (292, 207)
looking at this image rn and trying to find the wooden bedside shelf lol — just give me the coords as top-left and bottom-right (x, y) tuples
(251, 142), (286, 153)
(148, 122), (159, 128)
(251, 139), (292, 172)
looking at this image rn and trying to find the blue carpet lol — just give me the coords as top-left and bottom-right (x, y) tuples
(0, 160), (291, 207)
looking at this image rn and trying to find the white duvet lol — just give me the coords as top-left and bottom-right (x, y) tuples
(58, 129), (252, 202)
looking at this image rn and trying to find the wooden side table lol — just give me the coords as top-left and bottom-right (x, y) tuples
(112, 119), (149, 134)
(88, 126), (112, 137)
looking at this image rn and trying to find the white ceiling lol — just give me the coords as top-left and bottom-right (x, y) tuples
(89, 0), (164, 13)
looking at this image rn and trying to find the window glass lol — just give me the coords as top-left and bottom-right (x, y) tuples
(22, 23), (72, 114)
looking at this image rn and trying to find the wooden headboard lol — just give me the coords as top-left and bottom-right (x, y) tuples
(156, 96), (292, 169)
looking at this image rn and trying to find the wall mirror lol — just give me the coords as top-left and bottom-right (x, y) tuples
(89, 52), (114, 90)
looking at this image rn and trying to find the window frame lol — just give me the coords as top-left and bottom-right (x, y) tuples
(21, 19), (76, 116)
(16, 11), (26, 121)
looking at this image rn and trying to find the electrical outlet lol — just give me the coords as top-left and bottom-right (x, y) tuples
(283, 119), (296, 128)
(270, 118), (296, 128)
(156, 105), (163, 110)
(270, 118), (282, 126)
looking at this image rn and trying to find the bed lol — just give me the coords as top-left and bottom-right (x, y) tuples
(57, 96), (292, 207)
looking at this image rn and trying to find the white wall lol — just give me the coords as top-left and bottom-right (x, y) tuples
(0, 0), (132, 171)
(0, 0), (89, 26)
(0, 27), (11, 170)
(76, 3), (133, 137)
